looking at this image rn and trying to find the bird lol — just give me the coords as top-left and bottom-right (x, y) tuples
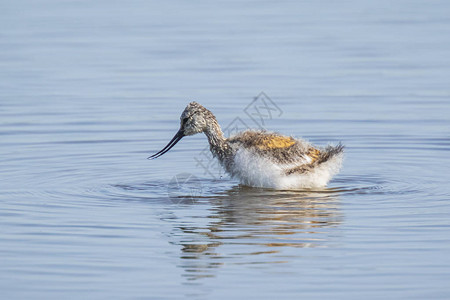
(149, 102), (344, 189)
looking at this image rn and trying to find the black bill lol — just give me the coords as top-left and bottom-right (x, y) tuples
(148, 129), (185, 159)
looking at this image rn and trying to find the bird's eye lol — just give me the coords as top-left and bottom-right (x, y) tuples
(182, 117), (189, 124)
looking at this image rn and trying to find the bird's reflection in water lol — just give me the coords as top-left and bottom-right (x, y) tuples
(170, 185), (342, 281)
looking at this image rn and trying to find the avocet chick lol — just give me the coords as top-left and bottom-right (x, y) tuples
(149, 102), (344, 189)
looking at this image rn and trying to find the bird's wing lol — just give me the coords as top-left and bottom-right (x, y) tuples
(228, 130), (321, 167)
(229, 131), (296, 150)
(253, 135), (296, 150)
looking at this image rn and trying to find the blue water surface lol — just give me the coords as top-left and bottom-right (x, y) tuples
(1, 1), (450, 299)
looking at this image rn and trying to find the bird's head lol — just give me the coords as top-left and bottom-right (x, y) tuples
(180, 101), (210, 136)
(148, 102), (210, 159)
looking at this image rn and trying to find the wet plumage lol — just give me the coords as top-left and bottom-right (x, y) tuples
(149, 102), (344, 189)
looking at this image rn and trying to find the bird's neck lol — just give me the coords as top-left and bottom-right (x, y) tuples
(204, 121), (231, 161)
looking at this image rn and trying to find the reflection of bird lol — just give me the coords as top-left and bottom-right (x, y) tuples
(172, 187), (342, 281)
(149, 102), (344, 189)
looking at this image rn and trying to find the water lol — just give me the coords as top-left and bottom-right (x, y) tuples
(1, 0), (450, 299)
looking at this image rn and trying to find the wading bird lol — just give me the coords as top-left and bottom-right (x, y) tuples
(149, 102), (343, 189)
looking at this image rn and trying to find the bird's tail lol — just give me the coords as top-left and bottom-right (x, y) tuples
(317, 143), (344, 165)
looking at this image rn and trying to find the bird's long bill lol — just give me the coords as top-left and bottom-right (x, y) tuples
(148, 129), (184, 160)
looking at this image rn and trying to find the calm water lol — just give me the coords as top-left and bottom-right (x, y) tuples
(1, 0), (450, 299)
